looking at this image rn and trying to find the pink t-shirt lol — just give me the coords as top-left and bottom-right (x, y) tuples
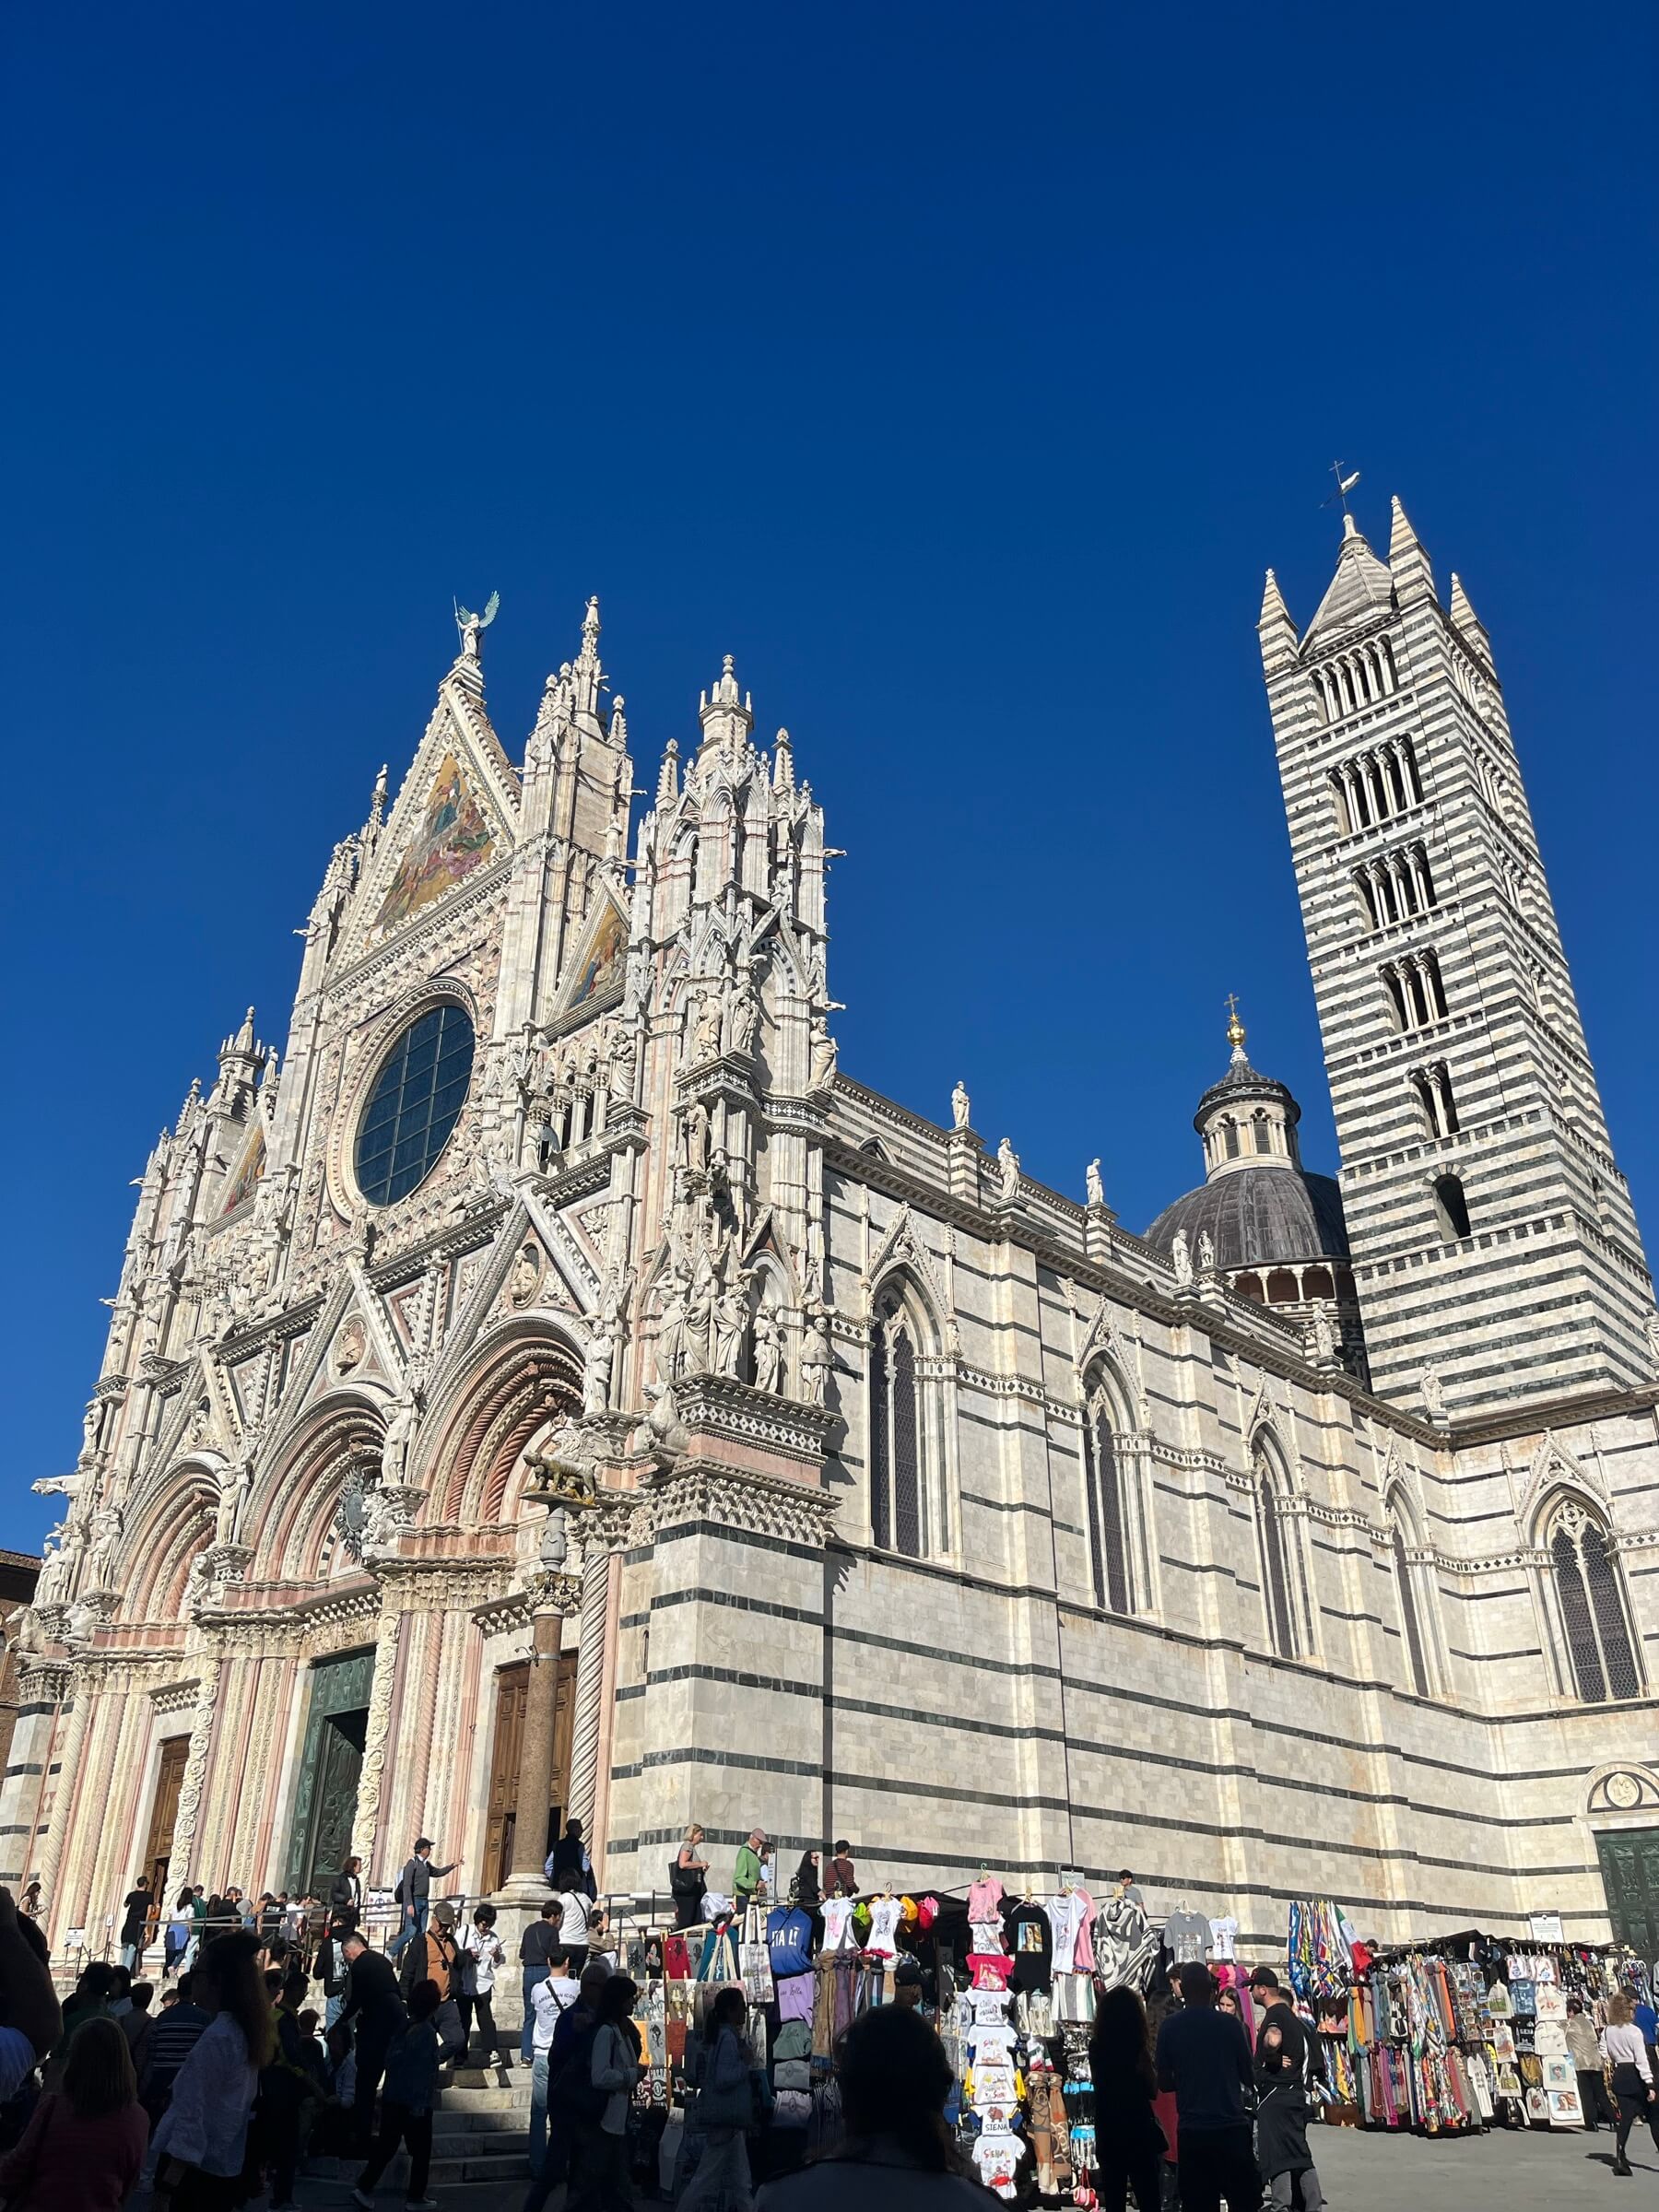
(967, 1877), (1006, 1923)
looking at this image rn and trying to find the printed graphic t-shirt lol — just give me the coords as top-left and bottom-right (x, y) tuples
(1003, 1900), (1053, 1993)
(968, 1877), (1006, 1924)
(820, 1898), (857, 1952)
(865, 1897), (903, 1960)
(973, 2132), (1023, 2198)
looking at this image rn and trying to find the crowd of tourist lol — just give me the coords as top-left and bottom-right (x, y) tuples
(9, 1821), (1636, 2211)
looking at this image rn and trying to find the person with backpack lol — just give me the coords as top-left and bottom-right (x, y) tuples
(524, 1960), (608, 2210)
(527, 1949), (587, 2179)
(398, 1900), (465, 2064)
(388, 1839), (458, 1963)
(350, 1978), (441, 2212)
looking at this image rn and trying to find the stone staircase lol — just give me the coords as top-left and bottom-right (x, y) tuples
(292, 2053), (535, 2212)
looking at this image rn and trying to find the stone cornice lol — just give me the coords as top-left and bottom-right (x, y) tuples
(668, 1373), (838, 1466)
(640, 1461), (840, 1550)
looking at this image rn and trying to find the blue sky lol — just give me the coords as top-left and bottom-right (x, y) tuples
(4, 3), (1655, 1551)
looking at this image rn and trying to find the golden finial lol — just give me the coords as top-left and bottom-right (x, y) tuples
(1224, 992), (1247, 1057)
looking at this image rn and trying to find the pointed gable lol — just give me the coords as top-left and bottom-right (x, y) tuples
(550, 882), (630, 1017)
(346, 659), (521, 959)
(1302, 515), (1395, 647)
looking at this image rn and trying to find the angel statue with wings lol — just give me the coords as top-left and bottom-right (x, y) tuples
(454, 590), (500, 659)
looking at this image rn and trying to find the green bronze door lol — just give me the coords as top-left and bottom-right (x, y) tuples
(1596, 1828), (1659, 1959)
(286, 1650), (373, 1897)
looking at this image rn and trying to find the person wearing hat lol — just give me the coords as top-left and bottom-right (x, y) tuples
(402, 1897), (465, 2061)
(389, 1836), (458, 1961)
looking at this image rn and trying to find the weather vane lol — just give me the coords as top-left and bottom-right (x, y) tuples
(1322, 461), (1361, 514)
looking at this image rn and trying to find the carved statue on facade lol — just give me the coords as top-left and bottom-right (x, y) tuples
(753, 1302), (782, 1394)
(808, 1014), (838, 1090)
(582, 1316), (615, 1417)
(1086, 1158), (1105, 1208)
(952, 1079), (971, 1132)
(1418, 1366), (1447, 1422)
(657, 1261), (690, 1382)
(692, 992), (724, 1065)
(996, 1137), (1020, 1201)
(681, 1100), (712, 1175)
(683, 1262), (717, 1376)
(1196, 1230), (1217, 1272)
(800, 1302), (833, 1406)
(35, 1524), (72, 1606)
(1306, 1309), (1336, 1365)
(713, 1270), (753, 1379)
(85, 1505), (124, 1592)
(729, 972), (761, 1058)
(1171, 1230), (1194, 1288)
(381, 1386), (421, 1488)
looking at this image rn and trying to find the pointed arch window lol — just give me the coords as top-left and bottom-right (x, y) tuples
(1081, 1386), (1133, 1615)
(868, 1288), (945, 1561)
(1388, 1513), (1431, 1697)
(1253, 1445), (1302, 1659)
(1550, 1500), (1641, 1702)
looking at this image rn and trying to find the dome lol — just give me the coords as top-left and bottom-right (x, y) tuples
(1144, 1165), (1348, 1272)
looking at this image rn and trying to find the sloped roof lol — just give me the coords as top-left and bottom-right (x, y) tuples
(1303, 515), (1394, 645)
(1144, 1166), (1349, 1271)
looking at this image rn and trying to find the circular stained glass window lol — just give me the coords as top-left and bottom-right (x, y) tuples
(355, 1003), (475, 1206)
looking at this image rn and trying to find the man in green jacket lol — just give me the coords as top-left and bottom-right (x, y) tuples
(733, 1828), (768, 1909)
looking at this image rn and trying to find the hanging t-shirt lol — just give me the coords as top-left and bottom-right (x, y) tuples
(1003, 1901), (1053, 1993)
(865, 1898), (903, 1960)
(1163, 1908), (1212, 1964)
(1208, 1917), (1239, 1962)
(973, 2133), (1023, 2197)
(968, 1877), (1006, 1924)
(971, 1920), (1006, 1955)
(776, 1973), (814, 2025)
(970, 1953), (1015, 1992)
(969, 1988), (1014, 2026)
(767, 1907), (814, 1978)
(968, 2026), (1019, 2068)
(820, 1898), (857, 1952)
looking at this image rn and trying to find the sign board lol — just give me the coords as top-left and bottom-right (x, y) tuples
(366, 1886), (397, 1923)
(1059, 1869), (1084, 1892)
(64, 1925), (86, 1949)
(1528, 1911), (1565, 1943)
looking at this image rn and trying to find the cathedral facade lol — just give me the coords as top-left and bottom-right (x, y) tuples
(9, 502), (1659, 1967)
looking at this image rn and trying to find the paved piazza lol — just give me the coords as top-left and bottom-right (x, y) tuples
(1314, 2119), (1631, 2208)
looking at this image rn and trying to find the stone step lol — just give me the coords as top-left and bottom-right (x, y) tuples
(437, 2086), (533, 2116)
(432, 2107), (533, 2136)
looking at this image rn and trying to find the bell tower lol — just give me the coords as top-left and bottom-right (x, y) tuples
(1260, 496), (1654, 1422)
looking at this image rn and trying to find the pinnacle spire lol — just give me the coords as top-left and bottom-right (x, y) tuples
(1257, 567), (1299, 671)
(1386, 495), (1436, 606)
(657, 738), (680, 805)
(1301, 512), (1394, 642)
(698, 653), (754, 753)
(1449, 571), (1492, 661)
(772, 728), (794, 794)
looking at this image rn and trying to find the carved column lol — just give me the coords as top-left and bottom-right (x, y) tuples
(499, 1581), (578, 1901)
(158, 1644), (222, 1890)
(349, 1603), (404, 1876)
(563, 1503), (635, 1849)
(34, 1661), (95, 1940)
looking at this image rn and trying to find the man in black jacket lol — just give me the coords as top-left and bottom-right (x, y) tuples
(338, 1929), (408, 2147)
(329, 1855), (364, 1919)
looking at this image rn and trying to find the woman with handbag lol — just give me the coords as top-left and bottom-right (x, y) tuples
(671, 1825), (710, 1928)
(679, 1987), (758, 2212)
(1604, 1992), (1659, 2177)
(0, 2015), (148, 2212)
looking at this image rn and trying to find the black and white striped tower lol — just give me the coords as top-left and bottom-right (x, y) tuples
(1259, 497), (1655, 1422)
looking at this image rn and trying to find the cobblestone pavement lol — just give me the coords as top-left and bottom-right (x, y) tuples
(1312, 2115), (1635, 2206)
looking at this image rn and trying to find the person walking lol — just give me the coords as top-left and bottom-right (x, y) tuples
(518, 1900), (566, 2066)
(679, 1984), (757, 2211)
(119, 1877), (154, 1972)
(754, 2004), (985, 2207)
(1253, 2018), (1323, 2211)
(733, 1829), (767, 1911)
(265, 1968), (327, 2212)
(826, 1841), (857, 1899)
(548, 1818), (597, 1900)
(568, 1972), (639, 2211)
(0, 2013), (149, 2212)
(1154, 1963), (1258, 2212)
(1088, 1984), (1166, 2212)
(331, 1857), (365, 1921)
(351, 1976), (442, 2212)
(1604, 1992), (1659, 2176)
(318, 1911), (358, 2033)
(118, 1982), (157, 2079)
(457, 1902), (507, 2063)
(139, 1970), (210, 2129)
(389, 1839), (458, 1963)
(524, 1959), (607, 2211)
(338, 1929), (409, 2149)
(671, 1825), (710, 1928)
(164, 1890), (194, 1979)
(527, 1948), (585, 2178)
(150, 1928), (275, 2212)
(406, 1900), (465, 2062)
(1565, 1995), (1616, 2130)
